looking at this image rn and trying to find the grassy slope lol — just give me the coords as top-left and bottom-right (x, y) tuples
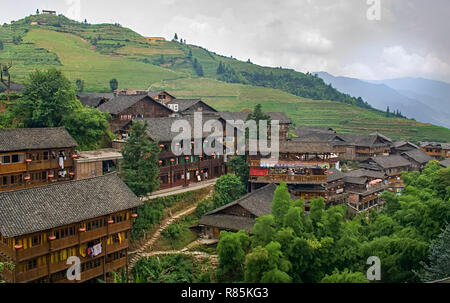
(0, 15), (449, 142)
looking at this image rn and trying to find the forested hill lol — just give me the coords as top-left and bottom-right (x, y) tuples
(1, 13), (450, 142)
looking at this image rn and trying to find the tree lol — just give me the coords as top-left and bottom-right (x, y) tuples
(0, 261), (14, 283)
(120, 121), (161, 197)
(246, 104), (271, 140)
(75, 79), (84, 92)
(0, 41), (3, 50)
(217, 62), (225, 74)
(12, 36), (22, 45)
(386, 106), (390, 117)
(12, 68), (80, 127)
(217, 230), (250, 282)
(320, 269), (369, 283)
(270, 182), (292, 224)
(228, 156), (249, 186)
(420, 224), (450, 282)
(173, 33), (178, 41)
(36, 9), (40, 14)
(158, 55), (165, 65)
(109, 78), (118, 92)
(212, 174), (247, 208)
(63, 106), (111, 150)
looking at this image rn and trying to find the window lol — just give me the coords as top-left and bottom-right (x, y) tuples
(27, 259), (37, 271)
(43, 152), (49, 160)
(173, 104), (179, 112)
(32, 235), (41, 247)
(12, 154), (20, 163)
(2, 155), (11, 164)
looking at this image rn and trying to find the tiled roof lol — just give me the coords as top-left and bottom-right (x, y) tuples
(76, 93), (114, 108)
(392, 141), (419, 150)
(219, 111), (291, 124)
(293, 126), (336, 137)
(97, 95), (173, 115)
(345, 169), (386, 179)
(344, 176), (368, 185)
(326, 168), (346, 182)
(439, 158), (450, 168)
(401, 149), (433, 165)
(134, 115), (222, 142)
(198, 215), (255, 233)
(0, 174), (142, 238)
(339, 133), (391, 147)
(419, 141), (450, 149)
(167, 99), (217, 113)
(0, 127), (77, 152)
(206, 183), (277, 217)
(148, 90), (176, 99)
(370, 155), (411, 169)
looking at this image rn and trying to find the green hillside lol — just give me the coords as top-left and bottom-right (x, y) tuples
(1, 14), (449, 142)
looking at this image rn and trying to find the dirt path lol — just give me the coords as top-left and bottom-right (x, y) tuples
(143, 178), (217, 200)
(129, 187), (214, 269)
(139, 250), (218, 266)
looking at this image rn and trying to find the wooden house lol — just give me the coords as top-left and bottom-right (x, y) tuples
(0, 127), (78, 192)
(0, 174), (142, 283)
(344, 176), (388, 213)
(166, 99), (217, 116)
(196, 184), (277, 239)
(148, 90), (176, 105)
(400, 149), (433, 171)
(419, 142), (450, 159)
(97, 94), (174, 135)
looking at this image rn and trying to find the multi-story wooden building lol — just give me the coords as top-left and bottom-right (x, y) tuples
(248, 140), (335, 210)
(400, 149), (433, 172)
(344, 177), (388, 213)
(0, 173), (142, 283)
(131, 116), (226, 190)
(419, 142), (450, 160)
(0, 127), (78, 193)
(148, 90), (176, 105)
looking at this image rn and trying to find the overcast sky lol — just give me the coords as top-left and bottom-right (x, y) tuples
(2, 0), (450, 82)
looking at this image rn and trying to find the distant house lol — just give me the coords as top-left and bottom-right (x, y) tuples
(166, 99), (217, 115)
(400, 149), (433, 171)
(419, 142), (450, 159)
(363, 155), (411, 193)
(97, 94), (174, 135)
(148, 90), (176, 105)
(344, 176), (388, 213)
(391, 141), (420, 154)
(196, 184), (277, 239)
(76, 93), (114, 108)
(41, 10), (56, 15)
(74, 149), (123, 180)
(0, 127), (78, 192)
(338, 132), (392, 161)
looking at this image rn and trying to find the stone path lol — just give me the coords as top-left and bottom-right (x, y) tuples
(143, 178), (217, 200)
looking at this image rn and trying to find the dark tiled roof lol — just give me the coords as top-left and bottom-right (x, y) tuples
(439, 158), (450, 168)
(207, 183), (277, 217)
(401, 149), (433, 165)
(246, 140), (335, 153)
(219, 111), (291, 124)
(97, 95), (172, 115)
(292, 133), (346, 144)
(134, 115), (221, 142)
(392, 141), (419, 150)
(339, 133), (391, 147)
(198, 215), (255, 233)
(345, 169), (386, 179)
(326, 168), (346, 182)
(76, 93), (114, 108)
(0, 174), (142, 238)
(167, 99), (217, 113)
(294, 126), (336, 137)
(344, 176), (368, 185)
(370, 155), (411, 169)
(0, 127), (77, 152)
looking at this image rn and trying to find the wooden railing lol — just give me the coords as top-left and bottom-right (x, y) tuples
(16, 265), (48, 283)
(106, 239), (129, 254)
(108, 221), (131, 235)
(80, 227), (108, 243)
(250, 174), (326, 184)
(105, 257), (127, 272)
(16, 243), (50, 262)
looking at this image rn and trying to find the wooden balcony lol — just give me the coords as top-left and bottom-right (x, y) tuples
(249, 174), (326, 184)
(16, 243), (50, 262)
(108, 220), (132, 235)
(49, 235), (78, 251)
(0, 163), (27, 174)
(0, 242), (13, 259)
(58, 264), (104, 283)
(49, 260), (71, 274)
(80, 227), (107, 243)
(361, 194), (378, 204)
(16, 265), (48, 283)
(105, 257), (127, 272)
(106, 239), (129, 254)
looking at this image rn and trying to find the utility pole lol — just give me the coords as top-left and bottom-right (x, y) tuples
(0, 62), (12, 103)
